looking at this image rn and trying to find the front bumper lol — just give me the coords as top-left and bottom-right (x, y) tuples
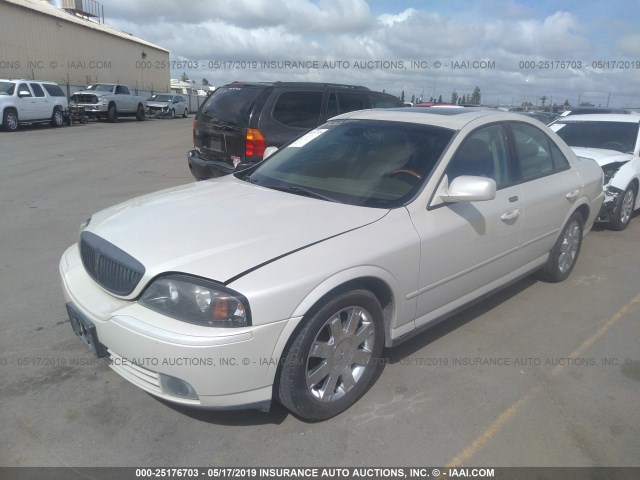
(72, 103), (108, 114)
(59, 244), (293, 411)
(596, 186), (621, 223)
(187, 149), (235, 180)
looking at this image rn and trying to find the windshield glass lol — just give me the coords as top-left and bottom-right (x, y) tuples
(245, 119), (454, 208)
(553, 121), (639, 153)
(0, 82), (16, 95)
(150, 94), (173, 102)
(85, 84), (114, 92)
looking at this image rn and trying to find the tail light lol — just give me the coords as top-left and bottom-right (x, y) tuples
(245, 128), (266, 157)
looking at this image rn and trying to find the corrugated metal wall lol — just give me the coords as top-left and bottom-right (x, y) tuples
(0, 1), (170, 94)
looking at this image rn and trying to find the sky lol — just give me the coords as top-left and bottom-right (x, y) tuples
(99, 0), (640, 107)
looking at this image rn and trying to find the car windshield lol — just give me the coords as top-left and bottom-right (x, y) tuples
(553, 121), (639, 153)
(0, 82), (16, 95)
(244, 119), (454, 208)
(150, 94), (173, 102)
(85, 84), (114, 92)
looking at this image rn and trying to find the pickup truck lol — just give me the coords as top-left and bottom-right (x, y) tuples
(70, 83), (146, 122)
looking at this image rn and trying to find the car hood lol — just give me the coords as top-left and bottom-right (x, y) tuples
(147, 101), (171, 107)
(85, 177), (388, 293)
(570, 147), (634, 167)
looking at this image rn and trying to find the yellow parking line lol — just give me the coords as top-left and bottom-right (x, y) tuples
(446, 291), (640, 467)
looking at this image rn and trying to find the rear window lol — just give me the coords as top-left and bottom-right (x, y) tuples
(200, 85), (266, 127)
(42, 83), (65, 97)
(30, 83), (45, 97)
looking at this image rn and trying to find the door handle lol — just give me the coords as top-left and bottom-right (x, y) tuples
(566, 189), (581, 200)
(501, 208), (520, 222)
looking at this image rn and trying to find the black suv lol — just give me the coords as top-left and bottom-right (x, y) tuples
(187, 81), (404, 180)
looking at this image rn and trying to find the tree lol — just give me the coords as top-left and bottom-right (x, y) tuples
(180, 72), (189, 82)
(461, 94), (467, 104)
(437, 94), (443, 103)
(401, 90), (405, 102)
(450, 90), (458, 105)
(411, 94), (415, 103)
(202, 78), (210, 86)
(539, 95), (547, 107)
(470, 86), (481, 105)
(580, 101), (595, 107)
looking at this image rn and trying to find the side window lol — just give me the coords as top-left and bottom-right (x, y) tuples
(336, 92), (365, 113)
(272, 91), (323, 128)
(17, 83), (32, 97)
(512, 123), (555, 181)
(369, 93), (401, 108)
(549, 141), (570, 170)
(42, 84), (65, 97)
(446, 124), (511, 188)
(30, 83), (45, 97)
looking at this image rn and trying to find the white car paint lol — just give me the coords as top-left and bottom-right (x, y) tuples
(60, 109), (604, 418)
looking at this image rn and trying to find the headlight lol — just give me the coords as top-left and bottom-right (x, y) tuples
(139, 274), (251, 328)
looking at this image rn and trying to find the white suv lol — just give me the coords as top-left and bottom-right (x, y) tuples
(0, 79), (69, 131)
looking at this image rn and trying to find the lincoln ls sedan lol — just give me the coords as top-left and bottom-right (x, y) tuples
(60, 109), (604, 420)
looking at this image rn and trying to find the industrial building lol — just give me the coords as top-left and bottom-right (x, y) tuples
(0, 0), (170, 96)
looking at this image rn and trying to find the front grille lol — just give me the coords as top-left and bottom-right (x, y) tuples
(80, 232), (145, 296)
(72, 94), (98, 104)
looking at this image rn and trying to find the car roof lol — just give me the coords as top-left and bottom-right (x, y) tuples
(221, 81), (371, 91)
(332, 107), (529, 130)
(0, 79), (57, 83)
(553, 113), (640, 123)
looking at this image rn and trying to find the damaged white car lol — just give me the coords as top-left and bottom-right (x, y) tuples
(146, 93), (188, 119)
(60, 109), (603, 420)
(550, 114), (640, 230)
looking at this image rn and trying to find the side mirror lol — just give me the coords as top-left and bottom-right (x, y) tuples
(18, 90), (31, 98)
(439, 175), (496, 203)
(263, 146), (278, 160)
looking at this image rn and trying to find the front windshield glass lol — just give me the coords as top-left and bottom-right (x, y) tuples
(553, 121), (639, 153)
(245, 119), (454, 208)
(0, 82), (16, 95)
(150, 94), (173, 102)
(85, 84), (114, 92)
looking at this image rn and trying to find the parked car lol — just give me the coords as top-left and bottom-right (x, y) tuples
(61, 109), (603, 420)
(517, 111), (557, 125)
(70, 83), (146, 122)
(549, 114), (640, 230)
(559, 107), (629, 117)
(0, 79), (68, 131)
(187, 81), (405, 180)
(147, 94), (188, 119)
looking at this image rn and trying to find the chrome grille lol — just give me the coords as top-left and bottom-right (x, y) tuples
(79, 232), (145, 296)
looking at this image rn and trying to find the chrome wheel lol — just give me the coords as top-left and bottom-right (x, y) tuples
(557, 218), (581, 274)
(4, 111), (18, 131)
(305, 306), (375, 402)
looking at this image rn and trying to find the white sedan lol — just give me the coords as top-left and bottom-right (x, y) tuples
(550, 113), (640, 230)
(60, 109), (604, 420)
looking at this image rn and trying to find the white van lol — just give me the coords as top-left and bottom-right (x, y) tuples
(0, 79), (69, 131)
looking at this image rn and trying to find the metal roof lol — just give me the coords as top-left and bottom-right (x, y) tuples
(3, 0), (169, 52)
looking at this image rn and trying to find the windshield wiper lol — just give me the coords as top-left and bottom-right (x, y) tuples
(261, 184), (336, 202)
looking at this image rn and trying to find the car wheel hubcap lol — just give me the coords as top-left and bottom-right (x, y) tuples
(620, 190), (634, 224)
(7, 114), (17, 129)
(306, 306), (375, 403)
(557, 220), (580, 273)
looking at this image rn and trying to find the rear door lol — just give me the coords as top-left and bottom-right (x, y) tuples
(29, 83), (50, 119)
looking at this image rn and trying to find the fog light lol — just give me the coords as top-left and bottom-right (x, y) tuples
(159, 373), (199, 400)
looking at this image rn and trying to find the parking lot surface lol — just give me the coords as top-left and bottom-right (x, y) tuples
(0, 119), (638, 467)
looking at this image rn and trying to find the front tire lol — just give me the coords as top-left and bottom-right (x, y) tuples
(609, 185), (636, 231)
(136, 104), (145, 121)
(107, 104), (117, 123)
(278, 290), (384, 421)
(3, 109), (19, 131)
(538, 211), (583, 282)
(183, 108), (188, 118)
(169, 108), (175, 119)
(51, 107), (64, 128)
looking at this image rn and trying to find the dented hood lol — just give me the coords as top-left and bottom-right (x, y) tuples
(570, 147), (634, 167)
(84, 177), (387, 293)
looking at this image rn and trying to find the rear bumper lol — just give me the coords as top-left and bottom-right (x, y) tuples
(187, 149), (235, 180)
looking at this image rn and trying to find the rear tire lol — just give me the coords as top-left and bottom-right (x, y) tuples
(3, 109), (19, 131)
(609, 185), (636, 231)
(278, 289), (384, 421)
(538, 211), (583, 283)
